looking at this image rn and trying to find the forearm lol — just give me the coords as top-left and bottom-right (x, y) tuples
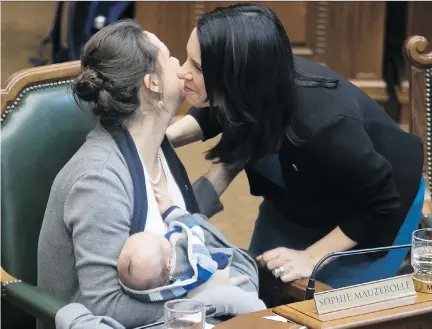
(204, 162), (242, 197)
(167, 115), (204, 148)
(306, 226), (357, 266)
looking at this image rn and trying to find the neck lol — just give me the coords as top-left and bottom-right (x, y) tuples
(127, 107), (173, 174)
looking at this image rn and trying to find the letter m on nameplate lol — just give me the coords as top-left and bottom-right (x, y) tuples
(313, 274), (417, 315)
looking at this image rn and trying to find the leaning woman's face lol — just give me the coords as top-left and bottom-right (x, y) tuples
(178, 28), (209, 108)
(145, 32), (186, 110)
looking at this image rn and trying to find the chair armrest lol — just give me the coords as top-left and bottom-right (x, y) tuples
(1, 268), (67, 325)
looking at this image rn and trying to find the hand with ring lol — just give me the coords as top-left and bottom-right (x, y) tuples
(257, 247), (314, 283)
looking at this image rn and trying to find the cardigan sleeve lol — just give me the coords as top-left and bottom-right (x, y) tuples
(187, 107), (223, 141)
(310, 115), (401, 244)
(56, 303), (126, 329)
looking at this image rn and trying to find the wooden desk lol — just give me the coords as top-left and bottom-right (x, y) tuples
(273, 291), (432, 329)
(215, 309), (303, 329)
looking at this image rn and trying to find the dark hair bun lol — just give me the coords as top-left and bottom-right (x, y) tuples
(73, 68), (103, 103)
(72, 20), (160, 126)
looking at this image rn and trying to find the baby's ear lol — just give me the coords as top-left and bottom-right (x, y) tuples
(166, 257), (173, 271)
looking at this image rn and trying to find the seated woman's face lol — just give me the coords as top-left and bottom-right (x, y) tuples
(177, 28), (208, 108)
(145, 31), (186, 109)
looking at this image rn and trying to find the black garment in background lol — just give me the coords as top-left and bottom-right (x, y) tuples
(383, 2), (408, 123)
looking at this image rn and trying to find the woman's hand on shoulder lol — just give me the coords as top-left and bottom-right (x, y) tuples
(256, 247), (314, 283)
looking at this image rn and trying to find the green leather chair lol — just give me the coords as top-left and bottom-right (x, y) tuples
(1, 61), (95, 329)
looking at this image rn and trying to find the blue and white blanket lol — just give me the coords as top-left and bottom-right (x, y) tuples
(119, 206), (229, 302)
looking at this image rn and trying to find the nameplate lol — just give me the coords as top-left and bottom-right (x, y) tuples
(314, 274), (416, 314)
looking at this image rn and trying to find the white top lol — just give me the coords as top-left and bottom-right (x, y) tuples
(140, 149), (186, 235)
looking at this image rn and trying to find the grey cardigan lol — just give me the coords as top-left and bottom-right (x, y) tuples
(56, 304), (126, 329)
(37, 122), (222, 329)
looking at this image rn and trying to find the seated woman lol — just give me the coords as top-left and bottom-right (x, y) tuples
(37, 20), (249, 329)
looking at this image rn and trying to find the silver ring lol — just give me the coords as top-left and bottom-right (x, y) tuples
(272, 266), (285, 278)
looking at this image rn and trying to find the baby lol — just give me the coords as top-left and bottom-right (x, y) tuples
(117, 187), (266, 314)
(117, 228), (246, 295)
(117, 230), (173, 291)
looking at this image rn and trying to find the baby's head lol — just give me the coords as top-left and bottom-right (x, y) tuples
(118, 231), (173, 290)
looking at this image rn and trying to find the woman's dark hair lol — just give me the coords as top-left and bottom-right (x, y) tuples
(197, 4), (338, 167)
(72, 19), (159, 126)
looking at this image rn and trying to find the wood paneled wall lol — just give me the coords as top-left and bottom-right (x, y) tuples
(136, 1), (432, 115)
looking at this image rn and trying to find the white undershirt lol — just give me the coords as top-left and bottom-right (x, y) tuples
(139, 149), (186, 235)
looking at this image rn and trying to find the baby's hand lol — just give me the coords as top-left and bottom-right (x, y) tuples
(153, 186), (173, 215)
(229, 275), (249, 286)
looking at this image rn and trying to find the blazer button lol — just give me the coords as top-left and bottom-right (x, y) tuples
(292, 164), (298, 171)
(185, 185), (189, 191)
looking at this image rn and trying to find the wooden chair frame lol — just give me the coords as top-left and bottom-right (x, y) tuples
(404, 36), (432, 221)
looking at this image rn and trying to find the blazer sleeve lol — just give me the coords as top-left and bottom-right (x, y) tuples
(310, 115), (401, 244)
(187, 107), (223, 141)
(192, 176), (224, 219)
(63, 169), (164, 328)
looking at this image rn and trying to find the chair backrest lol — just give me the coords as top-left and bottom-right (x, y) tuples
(404, 36), (432, 217)
(1, 61), (95, 286)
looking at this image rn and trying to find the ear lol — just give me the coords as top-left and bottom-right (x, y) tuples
(143, 73), (160, 93)
(166, 256), (173, 271)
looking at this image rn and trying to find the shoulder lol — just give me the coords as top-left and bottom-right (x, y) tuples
(303, 115), (376, 170)
(293, 56), (379, 135)
(52, 126), (133, 202)
(292, 86), (366, 142)
(310, 115), (363, 145)
(59, 141), (135, 231)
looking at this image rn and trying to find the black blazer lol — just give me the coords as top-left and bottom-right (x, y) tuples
(188, 56), (424, 250)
